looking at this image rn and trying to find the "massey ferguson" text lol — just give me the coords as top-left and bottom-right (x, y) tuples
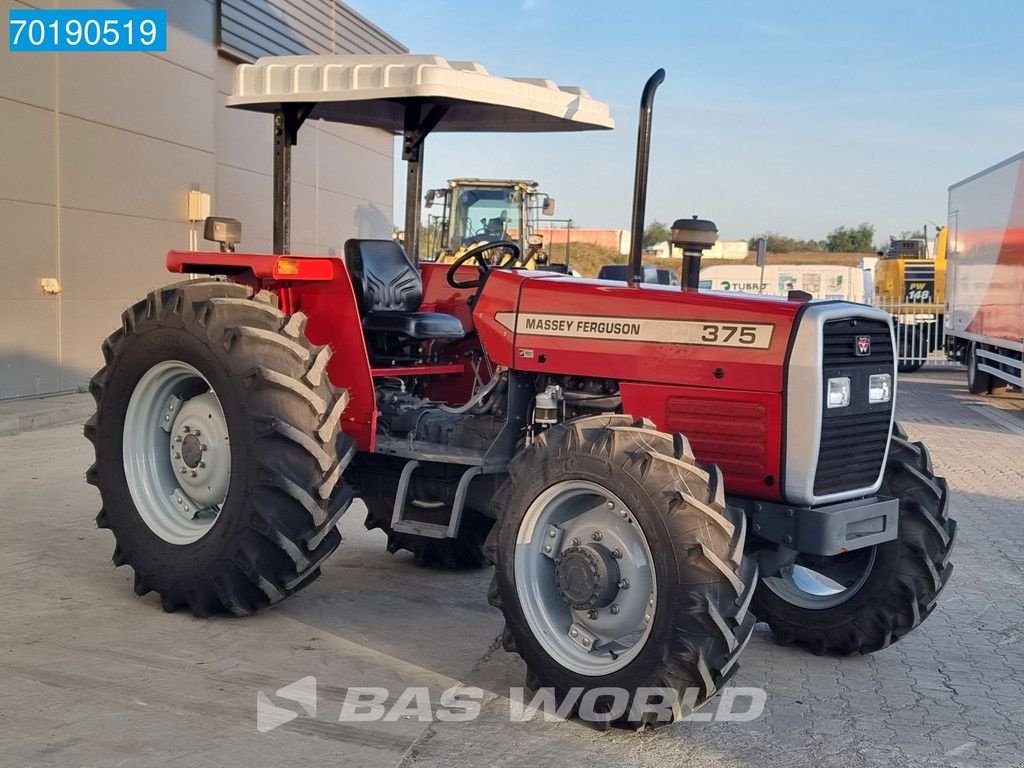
(523, 317), (641, 336)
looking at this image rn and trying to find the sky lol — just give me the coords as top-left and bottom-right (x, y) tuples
(346, 0), (1024, 244)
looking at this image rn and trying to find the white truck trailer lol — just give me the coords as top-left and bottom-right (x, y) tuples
(945, 151), (1024, 393)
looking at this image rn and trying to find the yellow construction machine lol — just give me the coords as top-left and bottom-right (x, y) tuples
(421, 178), (571, 272)
(873, 227), (948, 372)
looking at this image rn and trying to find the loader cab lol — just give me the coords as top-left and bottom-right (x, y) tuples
(450, 187), (522, 248)
(884, 238), (928, 259)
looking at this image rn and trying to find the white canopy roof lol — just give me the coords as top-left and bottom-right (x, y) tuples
(228, 54), (614, 133)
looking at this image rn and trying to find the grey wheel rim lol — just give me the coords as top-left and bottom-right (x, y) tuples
(123, 361), (231, 545)
(762, 547), (877, 610)
(513, 480), (657, 676)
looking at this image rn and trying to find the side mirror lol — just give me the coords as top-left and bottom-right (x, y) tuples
(542, 196), (556, 216)
(203, 217), (241, 253)
(424, 190), (436, 208)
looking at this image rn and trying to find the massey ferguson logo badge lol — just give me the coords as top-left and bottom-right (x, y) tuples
(855, 335), (871, 356)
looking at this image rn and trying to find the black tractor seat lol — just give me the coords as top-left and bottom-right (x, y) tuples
(344, 239), (464, 341)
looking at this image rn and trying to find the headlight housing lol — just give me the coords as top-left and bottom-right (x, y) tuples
(827, 377), (851, 408)
(869, 373), (892, 404)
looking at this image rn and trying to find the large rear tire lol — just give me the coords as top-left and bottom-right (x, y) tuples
(486, 415), (757, 727)
(751, 422), (956, 654)
(85, 279), (355, 616)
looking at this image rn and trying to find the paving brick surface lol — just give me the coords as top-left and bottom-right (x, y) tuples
(405, 369), (1024, 768)
(1, 369), (1021, 767)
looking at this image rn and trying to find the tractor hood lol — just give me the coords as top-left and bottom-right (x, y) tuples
(473, 271), (816, 394)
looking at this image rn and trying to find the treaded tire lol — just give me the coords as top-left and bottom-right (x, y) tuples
(85, 279), (355, 616)
(966, 344), (992, 395)
(751, 422), (956, 654)
(485, 414), (757, 727)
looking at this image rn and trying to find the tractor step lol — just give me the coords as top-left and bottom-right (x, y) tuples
(391, 460), (483, 540)
(375, 434), (485, 466)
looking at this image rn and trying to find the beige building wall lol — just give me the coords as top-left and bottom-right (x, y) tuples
(0, 0), (400, 399)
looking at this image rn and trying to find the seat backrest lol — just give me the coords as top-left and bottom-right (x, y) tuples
(344, 239), (423, 315)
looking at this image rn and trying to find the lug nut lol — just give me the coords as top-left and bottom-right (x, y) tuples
(611, 548), (622, 559)
(175, 495), (182, 503)
(198, 462), (206, 469)
(606, 501), (614, 508)
(164, 415), (170, 422)
(183, 426), (191, 433)
(587, 609), (598, 620)
(543, 544), (552, 553)
(174, 435), (182, 443)
(548, 529), (556, 538)
(648, 597), (655, 607)
(194, 429), (201, 437)
(570, 627), (579, 638)
(591, 531), (603, 542)
(582, 637), (591, 647)
(644, 614), (651, 624)
(190, 471), (197, 478)
(201, 444), (208, 452)
(571, 537), (581, 547)
(618, 579), (629, 590)
(609, 604), (620, 615)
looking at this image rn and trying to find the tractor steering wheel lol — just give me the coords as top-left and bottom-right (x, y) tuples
(445, 240), (521, 289)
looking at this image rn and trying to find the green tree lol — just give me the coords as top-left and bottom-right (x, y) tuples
(747, 232), (822, 253)
(824, 223), (876, 253)
(643, 220), (671, 247)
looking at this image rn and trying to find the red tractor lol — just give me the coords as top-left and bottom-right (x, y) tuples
(85, 55), (955, 725)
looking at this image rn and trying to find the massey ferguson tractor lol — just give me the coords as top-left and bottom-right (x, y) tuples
(84, 54), (956, 726)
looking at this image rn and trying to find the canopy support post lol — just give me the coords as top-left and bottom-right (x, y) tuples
(402, 103), (450, 261)
(273, 102), (314, 255)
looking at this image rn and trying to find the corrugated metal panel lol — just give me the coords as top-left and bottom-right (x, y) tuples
(218, 0), (405, 61)
(333, 2), (405, 54)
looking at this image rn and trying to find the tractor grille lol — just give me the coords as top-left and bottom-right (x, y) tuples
(665, 397), (768, 483)
(814, 318), (894, 495)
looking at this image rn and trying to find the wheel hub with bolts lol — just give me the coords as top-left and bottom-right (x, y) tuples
(554, 544), (620, 610)
(123, 361), (231, 545)
(167, 392), (230, 510)
(514, 480), (657, 675)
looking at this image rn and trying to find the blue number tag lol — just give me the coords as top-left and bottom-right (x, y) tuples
(9, 9), (167, 52)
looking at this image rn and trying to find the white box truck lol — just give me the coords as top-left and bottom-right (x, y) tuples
(945, 151), (1024, 393)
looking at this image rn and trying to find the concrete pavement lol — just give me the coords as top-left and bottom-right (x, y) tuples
(1, 369), (1022, 767)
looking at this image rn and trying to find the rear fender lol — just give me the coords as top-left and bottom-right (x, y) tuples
(166, 249), (377, 450)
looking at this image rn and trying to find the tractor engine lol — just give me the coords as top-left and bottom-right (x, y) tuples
(375, 379), (506, 452)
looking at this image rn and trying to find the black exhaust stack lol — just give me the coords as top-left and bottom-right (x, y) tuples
(627, 69), (665, 287)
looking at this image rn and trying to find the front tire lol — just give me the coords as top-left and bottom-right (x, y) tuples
(751, 423), (956, 654)
(486, 415), (757, 727)
(85, 280), (355, 616)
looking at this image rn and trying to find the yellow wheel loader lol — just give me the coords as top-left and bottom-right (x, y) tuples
(421, 178), (571, 272)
